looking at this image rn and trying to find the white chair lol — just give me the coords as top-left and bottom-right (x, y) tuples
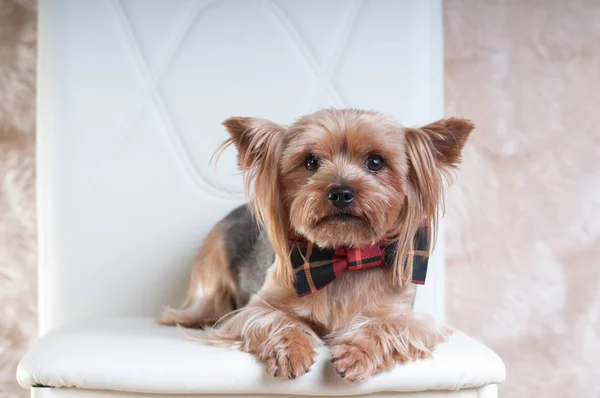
(18, 0), (505, 397)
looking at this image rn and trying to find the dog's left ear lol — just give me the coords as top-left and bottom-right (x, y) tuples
(403, 117), (474, 217)
(408, 118), (475, 169)
(391, 118), (474, 286)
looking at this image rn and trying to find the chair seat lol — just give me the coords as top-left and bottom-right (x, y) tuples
(17, 318), (505, 396)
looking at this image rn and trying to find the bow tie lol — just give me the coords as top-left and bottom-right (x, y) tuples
(290, 226), (429, 297)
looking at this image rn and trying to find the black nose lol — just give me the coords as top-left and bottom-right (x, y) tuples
(327, 186), (355, 209)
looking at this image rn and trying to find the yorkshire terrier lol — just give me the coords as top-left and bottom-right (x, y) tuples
(160, 108), (474, 382)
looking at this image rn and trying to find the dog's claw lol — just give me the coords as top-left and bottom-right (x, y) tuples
(288, 373), (296, 380)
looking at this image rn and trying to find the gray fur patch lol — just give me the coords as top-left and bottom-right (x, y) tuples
(220, 205), (275, 307)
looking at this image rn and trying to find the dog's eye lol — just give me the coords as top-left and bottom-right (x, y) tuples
(365, 155), (384, 172)
(304, 154), (320, 171)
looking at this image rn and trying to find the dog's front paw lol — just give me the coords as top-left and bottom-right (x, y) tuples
(258, 329), (317, 379)
(330, 341), (384, 383)
(328, 315), (449, 382)
(394, 315), (450, 363)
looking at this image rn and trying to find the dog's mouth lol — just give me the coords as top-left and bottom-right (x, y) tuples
(317, 213), (364, 225)
(306, 211), (379, 247)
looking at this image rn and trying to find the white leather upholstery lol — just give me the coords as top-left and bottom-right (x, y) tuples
(37, 0), (446, 335)
(18, 318), (506, 395)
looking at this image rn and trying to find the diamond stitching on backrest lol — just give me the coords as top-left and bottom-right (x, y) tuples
(110, 0), (240, 199)
(108, 0), (368, 198)
(266, 0), (364, 109)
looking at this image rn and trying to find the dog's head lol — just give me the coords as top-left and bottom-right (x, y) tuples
(220, 109), (474, 287)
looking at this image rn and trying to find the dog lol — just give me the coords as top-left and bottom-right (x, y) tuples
(160, 108), (474, 382)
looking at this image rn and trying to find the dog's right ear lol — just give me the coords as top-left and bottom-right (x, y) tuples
(222, 117), (286, 171)
(221, 117), (294, 287)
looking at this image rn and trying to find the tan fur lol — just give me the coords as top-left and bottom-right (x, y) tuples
(209, 293), (320, 379)
(206, 109), (473, 381)
(159, 223), (237, 328)
(223, 110), (472, 287)
(210, 266), (447, 382)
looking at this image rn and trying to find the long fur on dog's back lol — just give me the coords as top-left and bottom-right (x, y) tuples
(159, 205), (274, 328)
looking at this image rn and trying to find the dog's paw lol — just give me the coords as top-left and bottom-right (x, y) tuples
(328, 315), (449, 382)
(394, 320), (450, 363)
(258, 329), (317, 379)
(329, 342), (383, 383)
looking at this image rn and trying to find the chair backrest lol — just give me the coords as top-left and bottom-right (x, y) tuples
(37, 0), (445, 334)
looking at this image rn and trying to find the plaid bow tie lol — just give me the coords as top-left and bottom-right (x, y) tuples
(290, 226), (429, 297)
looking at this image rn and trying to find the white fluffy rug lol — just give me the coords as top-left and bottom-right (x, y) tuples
(1, 1), (599, 397)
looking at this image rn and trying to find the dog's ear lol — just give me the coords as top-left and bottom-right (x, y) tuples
(404, 118), (474, 214)
(391, 118), (474, 286)
(221, 117), (294, 287)
(222, 117), (286, 170)
(408, 118), (474, 169)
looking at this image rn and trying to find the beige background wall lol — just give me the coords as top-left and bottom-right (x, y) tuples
(444, 1), (600, 396)
(1, 1), (599, 397)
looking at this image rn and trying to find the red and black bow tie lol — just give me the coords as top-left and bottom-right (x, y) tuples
(289, 226), (429, 297)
